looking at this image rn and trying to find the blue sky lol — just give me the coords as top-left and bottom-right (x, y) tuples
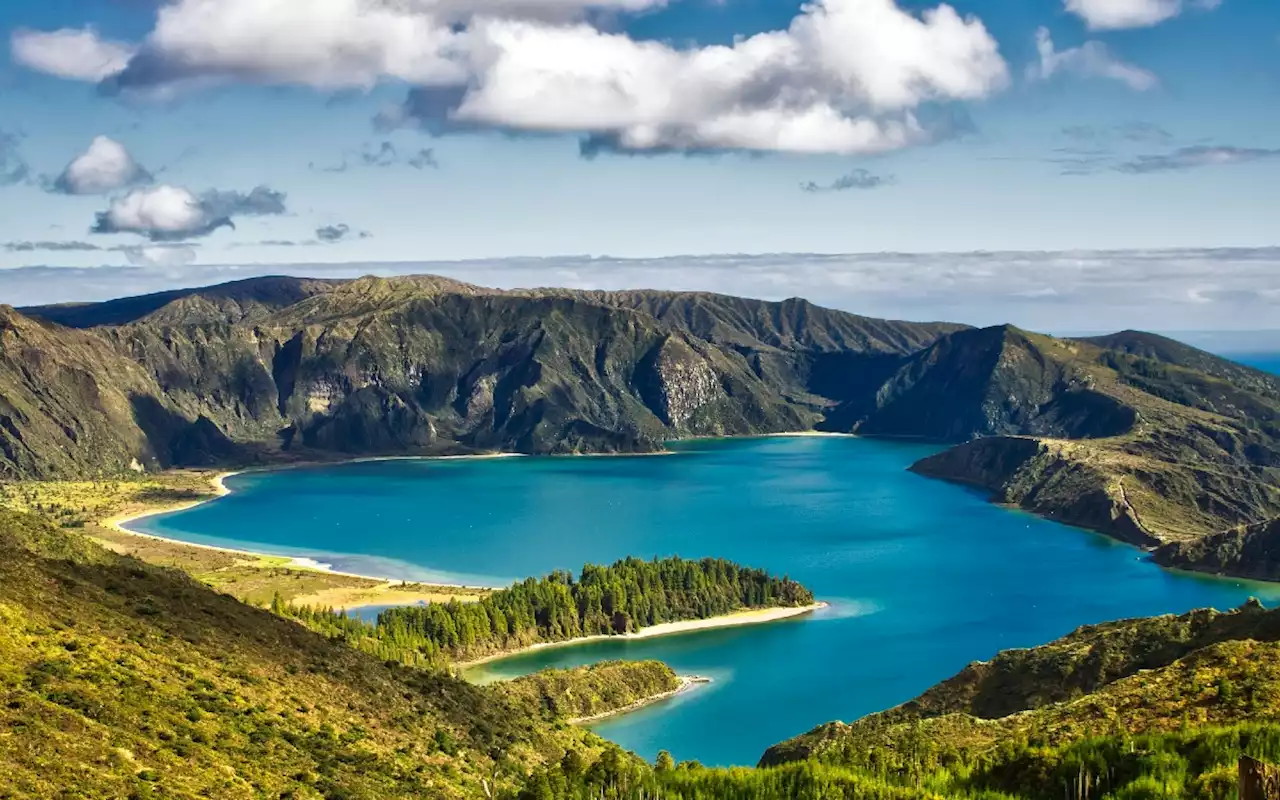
(0, 0), (1278, 330)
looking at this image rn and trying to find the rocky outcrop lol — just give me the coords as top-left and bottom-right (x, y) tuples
(1154, 518), (1280, 581)
(910, 437), (1160, 548)
(636, 336), (724, 430)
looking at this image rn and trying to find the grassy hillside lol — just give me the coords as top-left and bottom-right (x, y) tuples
(0, 509), (610, 799)
(515, 721), (1280, 799)
(497, 661), (683, 723)
(0, 473), (485, 609)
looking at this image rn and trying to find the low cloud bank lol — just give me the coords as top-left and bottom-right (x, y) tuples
(4, 248), (1278, 335)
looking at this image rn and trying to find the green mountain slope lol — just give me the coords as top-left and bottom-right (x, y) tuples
(0, 276), (963, 479)
(821, 325), (1137, 440)
(1081, 330), (1280, 400)
(905, 330), (1280, 567)
(0, 509), (606, 799)
(19, 276), (343, 329)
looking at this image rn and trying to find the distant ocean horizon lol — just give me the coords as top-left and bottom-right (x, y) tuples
(1235, 353), (1280, 376)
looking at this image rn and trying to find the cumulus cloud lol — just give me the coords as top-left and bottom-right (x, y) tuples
(18, 0), (1010, 157)
(10, 27), (136, 81)
(1064, 0), (1222, 31)
(1029, 28), (1157, 91)
(51, 136), (152, 195)
(800, 168), (893, 193)
(91, 184), (288, 241)
(1117, 146), (1280, 174)
(432, 3), (1008, 155)
(0, 130), (31, 187)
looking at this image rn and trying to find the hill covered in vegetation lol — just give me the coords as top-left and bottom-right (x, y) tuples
(905, 328), (1280, 578)
(275, 555), (815, 666)
(0, 508), (605, 799)
(3, 276), (960, 479)
(497, 661), (684, 723)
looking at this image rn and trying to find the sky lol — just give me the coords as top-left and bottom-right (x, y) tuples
(0, 0), (1278, 332)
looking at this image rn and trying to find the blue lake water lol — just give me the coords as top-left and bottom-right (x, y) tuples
(133, 436), (1280, 766)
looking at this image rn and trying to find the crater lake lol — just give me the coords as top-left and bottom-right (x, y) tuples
(131, 436), (1280, 766)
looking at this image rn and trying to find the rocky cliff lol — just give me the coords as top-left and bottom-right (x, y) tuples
(1154, 518), (1280, 581)
(5, 275), (957, 478)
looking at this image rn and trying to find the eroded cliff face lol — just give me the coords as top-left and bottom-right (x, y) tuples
(1154, 519), (1280, 581)
(908, 437), (1160, 548)
(637, 336), (724, 430)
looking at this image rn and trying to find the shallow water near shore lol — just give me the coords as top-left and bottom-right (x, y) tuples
(133, 436), (1280, 766)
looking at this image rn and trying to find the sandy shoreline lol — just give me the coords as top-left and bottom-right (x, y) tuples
(459, 602), (828, 669)
(567, 675), (713, 725)
(103, 469), (491, 592)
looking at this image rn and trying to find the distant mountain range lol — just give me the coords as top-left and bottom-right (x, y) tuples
(4, 275), (1279, 579)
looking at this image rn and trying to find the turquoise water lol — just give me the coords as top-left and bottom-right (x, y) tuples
(134, 437), (1280, 767)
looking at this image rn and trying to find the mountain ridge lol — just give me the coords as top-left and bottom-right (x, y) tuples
(5, 274), (1280, 581)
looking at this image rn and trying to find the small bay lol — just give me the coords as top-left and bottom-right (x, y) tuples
(133, 436), (1280, 766)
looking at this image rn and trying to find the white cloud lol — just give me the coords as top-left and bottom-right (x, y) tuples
(1029, 28), (1157, 91)
(448, 2), (1007, 154)
(10, 27), (136, 81)
(53, 136), (152, 195)
(1064, 0), (1223, 31)
(95, 186), (212, 240)
(131, 0), (468, 89)
(13, 0), (1009, 156)
(92, 185), (288, 241)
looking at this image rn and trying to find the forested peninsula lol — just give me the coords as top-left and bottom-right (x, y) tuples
(274, 555), (817, 667)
